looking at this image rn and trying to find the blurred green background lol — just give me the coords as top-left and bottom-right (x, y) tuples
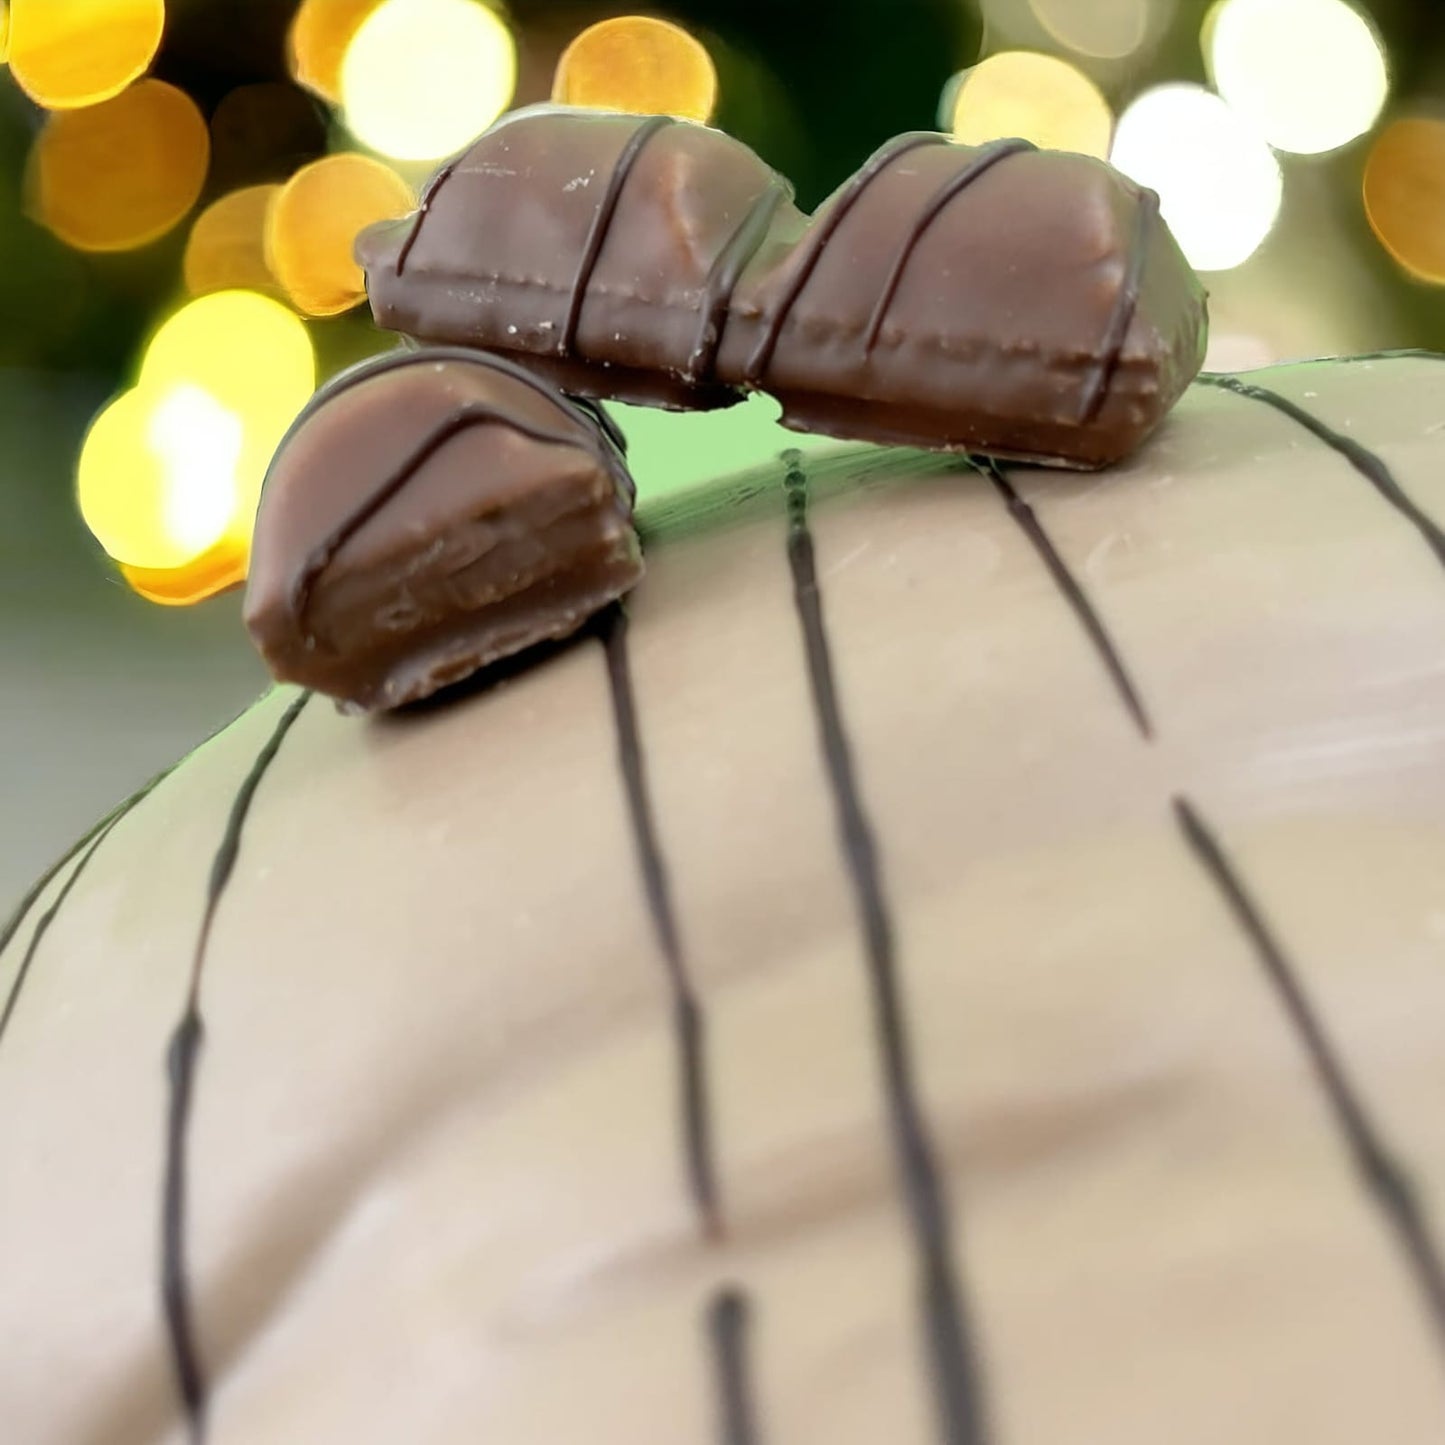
(2, 0), (1444, 909)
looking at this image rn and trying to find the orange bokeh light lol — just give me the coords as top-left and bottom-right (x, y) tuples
(288, 0), (386, 102)
(553, 15), (718, 123)
(267, 154), (414, 317)
(1363, 118), (1445, 284)
(30, 79), (209, 253)
(119, 539), (250, 606)
(184, 186), (283, 298)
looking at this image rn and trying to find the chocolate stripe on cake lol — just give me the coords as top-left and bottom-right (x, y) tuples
(1174, 795), (1445, 1363)
(1078, 186), (1159, 423)
(161, 690), (311, 1445)
(561, 114), (676, 355)
(782, 449), (989, 1445)
(974, 456), (1152, 738)
(599, 605), (721, 1237)
(861, 138), (1036, 355)
(743, 133), (948, 384)
(0, 781), (159, 1048)
(1197, 374), (1445, 574)
(707, 1287), (763, 1445)
(687, 178), (790, 384)
(0, 768), (168, 969)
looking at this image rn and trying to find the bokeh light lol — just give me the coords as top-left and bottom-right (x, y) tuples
(184, 186), (282, 298)
(1207, 0), (1387, 155)
(266, 154), (413, 316)
(7, 0), (164, 109)
(75, 290), (318, 597)
(1363, 118), (1445, 284)
(289, 0), (386, 102)
(119, 543), (251, 607)
(340, 0), (516, 162)
(0, 4), (10, 65)
(553, 15), (719, 124)
(29, 80), (209, 254)
(78, 385), (240, 570)
(1111, 83), (1282, 271)
(1029, 0), (1151, 60)
(949, 51), (1112, 159)
(139, 292), (316, 515)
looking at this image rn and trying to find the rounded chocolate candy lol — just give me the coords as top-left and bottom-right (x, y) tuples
(243, 348), (640, 712)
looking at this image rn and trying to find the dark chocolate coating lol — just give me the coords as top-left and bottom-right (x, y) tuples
(357, 107), (806, 412)
(358, 107), (1207, 468)
(243, 349), (642, 712)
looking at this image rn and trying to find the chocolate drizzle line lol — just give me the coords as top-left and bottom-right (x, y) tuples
(781, 449), (988, 1444)
(161, 690), (311, 1445)
(687, 178), (789, 384)
(288, 400), (591, 637)
(974, 456), (1152, 738)
(1174, 796), (1445, 1360)
(599, 605), (720, 1237)
(561, 114), (676, 355)
(744, 133), (948, 385)
(861, 138), (1036, 355)
(1197, 373), (1445, 574)
(0, 782), (157, 1048)
(394, 156), (459, 276)
(1078, 186), (1158, 424)
(0, 768), (168, 970)
(708, 1287), (763, 1445)
(264, 347), (630, 505)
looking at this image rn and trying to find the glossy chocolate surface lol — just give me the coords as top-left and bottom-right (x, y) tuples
(359, 107), (1206, 467)
(243, 349), (641, 711)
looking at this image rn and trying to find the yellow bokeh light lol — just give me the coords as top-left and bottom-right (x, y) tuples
(184, 185), (283, 298)
(1, 4), (10, 65)
(78, 384), (240, 570)
(340, 0), (516, 163)
(30, 80), (208, 253)
(553, 15), (718, 124)
(1029, 0), (1151, 60)
(1207, 0), (1387, 155)
(1363, 118), (1445, 284)
(120, 540), (251, 607)
(949, 52), (1112, 159)
(79, 292), (317, 603)
(289, 0), (386, 102)
(1111, 83), (1281, 271)
(8, 0), (165, 110)
(266, 154), (413, 317)
(140, 290), (316, 548)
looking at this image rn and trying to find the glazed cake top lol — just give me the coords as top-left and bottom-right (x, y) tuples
(2, 354), (1445, 1445)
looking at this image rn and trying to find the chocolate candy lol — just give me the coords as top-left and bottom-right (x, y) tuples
(358, 107), (1207, 468)
(243, 348), (641, 712)
(358, 107), (804, 412)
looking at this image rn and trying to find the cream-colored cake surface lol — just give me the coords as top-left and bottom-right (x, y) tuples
(2, 355), (1445, 1445)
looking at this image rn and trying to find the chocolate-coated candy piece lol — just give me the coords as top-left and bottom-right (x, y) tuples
(357, 106), (805, 411)
(359, 108), (1206, 469)
(244, 349), (641, 712)
(720, 133), (1207, 468)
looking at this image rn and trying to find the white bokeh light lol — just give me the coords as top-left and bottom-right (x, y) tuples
(1208, 0), (1387, 155)
(148, 385), (243, 558)
(1111, 83), (1282, 272)
(341, 0), (516, 163)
